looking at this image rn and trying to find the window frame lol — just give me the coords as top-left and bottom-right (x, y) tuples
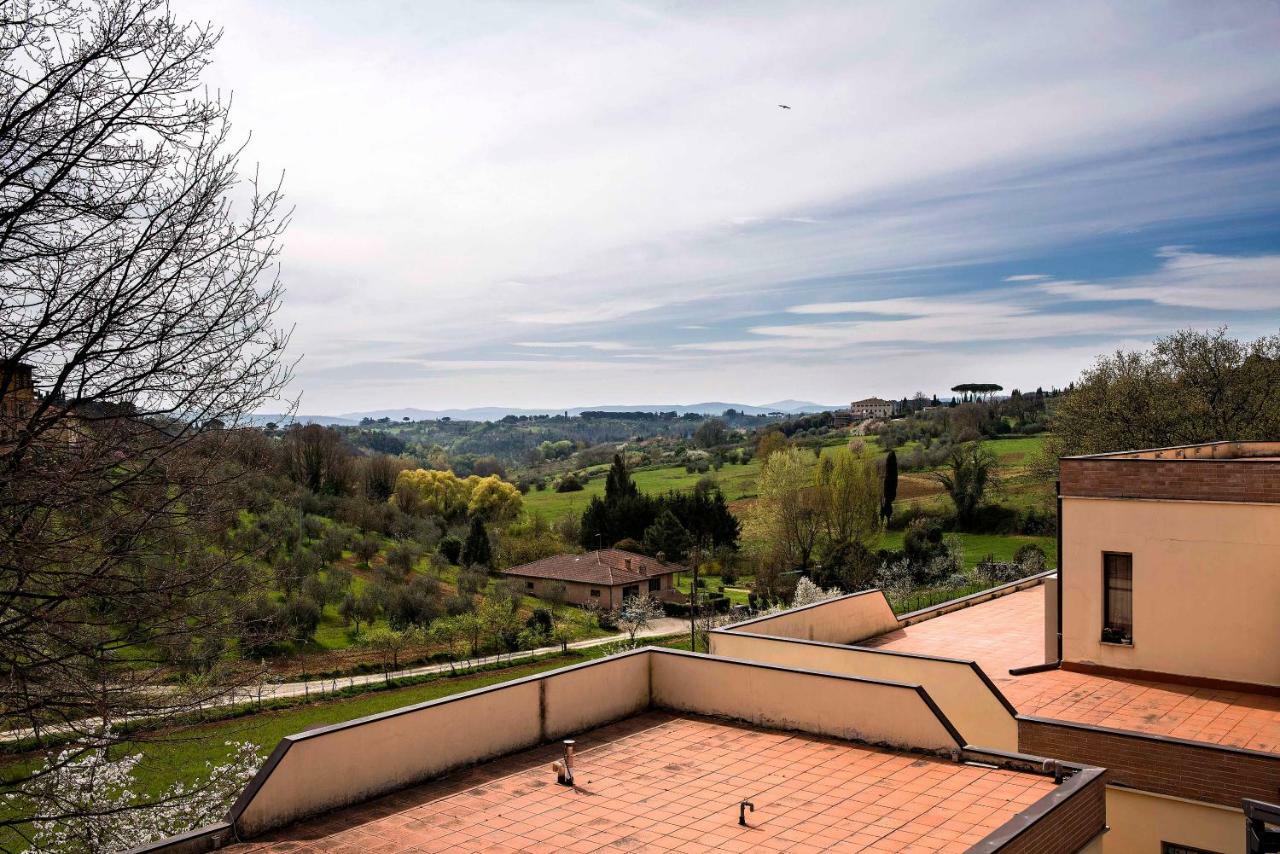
(1161, 842), (1222, 854)
(1101, 551), (1133, 646)
(589, 588), (601, 598)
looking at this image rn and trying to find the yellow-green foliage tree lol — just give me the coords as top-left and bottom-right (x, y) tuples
(392, 469), (522, 522)
(743, 447), (824, 571)
(466, 475), (523, 521)
(818, 448), (884, 549)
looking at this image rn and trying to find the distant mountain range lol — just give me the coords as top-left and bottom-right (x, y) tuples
(253, 400), (841, 426)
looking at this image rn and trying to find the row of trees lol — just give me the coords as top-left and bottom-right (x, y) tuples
(578, 455), (740, 560)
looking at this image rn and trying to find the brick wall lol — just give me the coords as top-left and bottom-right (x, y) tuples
(990, 768), (1106, 854)
(1060, 458), (1280, 504)
(1019, 717), (1280, 809)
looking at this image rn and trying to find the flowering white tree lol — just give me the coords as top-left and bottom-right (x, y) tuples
(615, 595), (664, 645)
(11, 733), (260, 853)
(789, 577), (844, 608)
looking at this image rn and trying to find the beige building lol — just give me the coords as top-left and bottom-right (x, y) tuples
(849, 396), (894, 419)
(502, 549), (680, 609)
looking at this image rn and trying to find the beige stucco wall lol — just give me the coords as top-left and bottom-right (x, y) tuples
(1061, 496), (1280, 686)
(236, 654), (650, 837)
(708, 631), (1017, 750)
(726, 590), (900, 644)
(543, 650), (649, 739)
(518, 574), (671, 609)
(1044, 575), (1058, 662)
(651, 652), (961, 753)
(1103, 786), (1242, 854)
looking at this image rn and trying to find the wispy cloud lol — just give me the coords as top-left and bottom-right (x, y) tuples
(1041, 247), (1280, 310)
(1004, 274), (1050, 282)
(513, 341), (633, 351)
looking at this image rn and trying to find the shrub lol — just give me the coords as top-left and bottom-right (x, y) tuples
(556, 474), (584, 493)
(438, 535), (463, 565)
(1014, 543), (1048, 573)
(525, 608), (554, 635)
(457, 567), (489, 595)
(444, 592), (474, 616)
(281, 595), (322, 643)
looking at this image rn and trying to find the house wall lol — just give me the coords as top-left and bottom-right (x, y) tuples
(514, 573), (672, 610)
(1103, 786), (1242, 854)
(1060, 496), (1280, 686)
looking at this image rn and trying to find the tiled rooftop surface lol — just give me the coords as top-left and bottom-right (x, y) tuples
(861, 589), (1280, 754)
(228, 712), (1056, 853)
(502, 549), (682, 586)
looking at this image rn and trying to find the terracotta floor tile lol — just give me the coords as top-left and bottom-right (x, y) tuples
(223, 713), (1055, 853)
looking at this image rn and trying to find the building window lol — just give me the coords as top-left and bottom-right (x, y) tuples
(1161, 843), (1222, 854)
(648, 578), (661, 592)
(1102, 552), (1133, 645)
(590, 589), (601, 598)
(622, 585), (639, 600)
(525, 581), (534, 590)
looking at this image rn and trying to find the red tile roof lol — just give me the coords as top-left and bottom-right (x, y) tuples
(502, 549), (683, 587)
(861, 589), (1280, 754)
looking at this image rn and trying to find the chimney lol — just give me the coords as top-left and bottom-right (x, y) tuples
(624, 557), (632, 572)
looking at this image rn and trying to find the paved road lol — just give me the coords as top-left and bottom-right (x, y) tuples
(242, 617), (690, 702)
(1, 618), (690, 744)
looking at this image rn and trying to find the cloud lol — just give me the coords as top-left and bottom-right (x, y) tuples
(179, 0), (1280, 410)
(513, 341), (632, 351)
(1004, 274), (1050, 282)
(1041, 247), (1280, 310)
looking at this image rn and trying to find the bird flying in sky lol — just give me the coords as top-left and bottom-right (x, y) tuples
(778, 104), (791, 109)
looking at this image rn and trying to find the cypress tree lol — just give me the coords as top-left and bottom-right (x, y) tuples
(462, 516), (492, 568)
(881, 450), (898, 522)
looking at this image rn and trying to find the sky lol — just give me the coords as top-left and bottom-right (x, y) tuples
(182, 0), (1280, 414)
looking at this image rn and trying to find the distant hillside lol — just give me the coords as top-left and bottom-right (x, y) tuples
(334, 401), (841, 422)
(249, 413), (361, 427)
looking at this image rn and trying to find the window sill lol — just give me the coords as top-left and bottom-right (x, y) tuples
(1100, 639), (1133, 647)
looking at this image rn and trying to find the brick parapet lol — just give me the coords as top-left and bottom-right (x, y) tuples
(1019, 716), (1280, 809)
(1060, 458), (1280, 504)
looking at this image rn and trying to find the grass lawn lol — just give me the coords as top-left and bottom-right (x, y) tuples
(878, 530), (1056, 569)
(671, 573), (752, 605)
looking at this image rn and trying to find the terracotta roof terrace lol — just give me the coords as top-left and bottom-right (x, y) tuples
(226, 712), (1058, 854)
(860, 589), (1280, 754)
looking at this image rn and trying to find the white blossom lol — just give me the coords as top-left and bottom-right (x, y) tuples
(10, 731), (260, 854)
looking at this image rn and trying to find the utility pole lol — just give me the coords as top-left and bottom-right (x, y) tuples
(689, 539), (700, 652)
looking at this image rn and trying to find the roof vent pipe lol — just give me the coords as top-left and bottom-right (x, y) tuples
(556, 740), (576, 786)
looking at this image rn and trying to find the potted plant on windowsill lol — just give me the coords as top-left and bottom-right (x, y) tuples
(1101, 626), (1132, 645)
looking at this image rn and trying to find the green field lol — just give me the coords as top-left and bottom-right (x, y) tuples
(522, 438), (877, 521)
(878, 530), (1056, 569)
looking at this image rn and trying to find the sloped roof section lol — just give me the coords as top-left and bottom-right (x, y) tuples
(502, 549), (683, 586)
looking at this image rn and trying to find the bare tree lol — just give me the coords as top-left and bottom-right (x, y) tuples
(0, 0), (291, 835)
